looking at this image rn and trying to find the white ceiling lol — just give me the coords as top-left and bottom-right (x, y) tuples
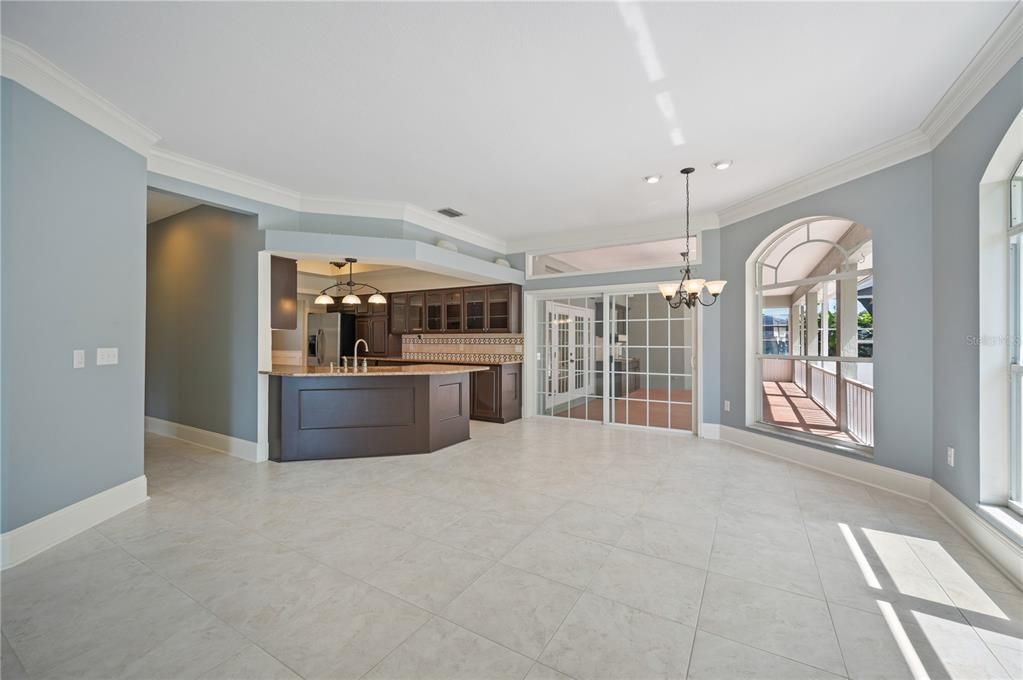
(4, 2), (1014, 242)
(146, 189), (200, 224)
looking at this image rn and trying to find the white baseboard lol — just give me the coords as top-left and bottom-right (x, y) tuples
(716, 425), (1023, 591)
(929, 483), (1023, 592)
(719, 425), (932, 501)
(145, 416), (258, 462)
(1, 475), (148, 570)
(700, 423), (721, 440)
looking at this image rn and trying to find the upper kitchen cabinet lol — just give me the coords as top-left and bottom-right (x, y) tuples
(390, 293), (408, 334)
(407, 292), (425, 332)
(464, 285), (521, 333)
(390, 284), (521, 334)
(270, 255), (298, 330)
(425, 292), (444, 332)
(444, 290), (463, 332)
(464, 288), (486, 331)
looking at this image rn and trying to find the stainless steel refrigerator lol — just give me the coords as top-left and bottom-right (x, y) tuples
(307, 312), (356, 366)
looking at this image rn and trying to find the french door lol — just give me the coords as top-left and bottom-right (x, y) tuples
(545, 302), (595, 407)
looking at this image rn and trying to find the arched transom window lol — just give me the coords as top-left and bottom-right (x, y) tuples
(754, 218), (874, 451)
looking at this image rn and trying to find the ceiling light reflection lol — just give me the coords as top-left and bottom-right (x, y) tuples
(617, 0), (664, 83)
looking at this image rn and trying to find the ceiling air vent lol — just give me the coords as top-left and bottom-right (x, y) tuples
(437, 207), (464, 218)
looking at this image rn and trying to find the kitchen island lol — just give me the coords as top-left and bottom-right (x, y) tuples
(264, 364), (487, 462)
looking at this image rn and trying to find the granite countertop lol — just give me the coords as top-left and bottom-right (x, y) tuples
(263, 363), (489, 377)
(371, 356), (523, 366)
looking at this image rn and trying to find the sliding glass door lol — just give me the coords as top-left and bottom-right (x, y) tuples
(535, 290), (696, 432)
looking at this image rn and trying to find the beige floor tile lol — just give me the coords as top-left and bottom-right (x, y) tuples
(539, 593), (694, 680)
(444, 564), (581, 658)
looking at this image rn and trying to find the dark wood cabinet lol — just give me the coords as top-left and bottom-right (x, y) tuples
(444, 291), (463, 331)
(470, 363), (521, 423)
(390, 293), (408, 334)
(463, 285), (520, 333)
(270, 256), (298, 330)
(388, 284), (521, 335)
(426, 292), (444, 332)
(407, 293), (425, 333)
(369, 316), (388, 355)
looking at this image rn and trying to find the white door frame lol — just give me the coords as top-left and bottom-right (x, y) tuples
(524, 283), (704, 436)
(544, 301), (596, 408)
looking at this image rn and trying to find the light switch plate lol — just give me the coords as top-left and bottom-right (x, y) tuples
(96, 347), (119, 366)
(947, 446), (955, 467)
(724, 400), (731, 412)
(73, 349), (85, 369)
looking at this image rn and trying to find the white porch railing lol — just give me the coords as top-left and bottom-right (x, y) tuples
(808, 362), (837, 417)
(844, 377), (874, 446)
(763, 358), (873, 447)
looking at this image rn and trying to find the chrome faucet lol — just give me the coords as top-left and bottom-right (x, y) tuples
(353, 338), (369, 372)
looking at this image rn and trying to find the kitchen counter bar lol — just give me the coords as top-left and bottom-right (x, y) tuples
(267, 364), (481, 462)
(264, 363), (489, 377)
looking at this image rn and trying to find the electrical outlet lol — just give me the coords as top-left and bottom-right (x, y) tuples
(724, 400), (731, 412)
(73, 349), (85, 369)
(96, 347), (119, 366)
(947, 446), (955, 467)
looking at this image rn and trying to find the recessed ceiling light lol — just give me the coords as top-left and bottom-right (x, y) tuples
(644, 175), (661, 184)
(712, 160), (732, 170)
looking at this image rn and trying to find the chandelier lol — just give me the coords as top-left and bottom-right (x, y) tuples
(658, 167), (727, 309)
(314, 258), (388, 306)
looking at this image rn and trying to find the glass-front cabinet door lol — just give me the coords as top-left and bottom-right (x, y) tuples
(445, 291), (463, 331)
(465, 288), (486, 331)
(487, 286), (511, 332)
(426, 293), (443, 332)
(407, 292), (425, 332)
(390, 293), (407, 334)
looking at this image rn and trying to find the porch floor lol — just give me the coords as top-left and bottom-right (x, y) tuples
(762, 381), (855, 443)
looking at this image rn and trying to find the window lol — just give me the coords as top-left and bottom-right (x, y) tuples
(1009, 159), (1023, 514)
(753, 218), (874, 450)
(761, 308), (790, 355)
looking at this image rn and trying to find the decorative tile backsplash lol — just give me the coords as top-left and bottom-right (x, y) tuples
(402, 333), (524, 364)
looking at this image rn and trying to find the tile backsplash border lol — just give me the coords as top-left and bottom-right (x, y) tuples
(402, 333), (523, 363)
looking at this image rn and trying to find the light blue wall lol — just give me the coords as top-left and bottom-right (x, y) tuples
(1, 78), (147, 531)
(146, 205), (264, 442)
(717, 155), (935, 477)
(932, 60), (1023, 506)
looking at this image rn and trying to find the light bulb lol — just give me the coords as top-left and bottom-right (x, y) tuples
(705, 280), (727, 296)
(341, 293), (361, 305)
(368, 293), (387, 305)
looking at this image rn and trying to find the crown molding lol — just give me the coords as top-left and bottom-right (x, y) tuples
(1, 37), (161, 155)
(508, 213), (719, 255)
(921, 3), (1023, 148)
(147, 147), (303, 211)
(717, 130), (932, 228)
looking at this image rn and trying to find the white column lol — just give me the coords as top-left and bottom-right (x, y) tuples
(837, 267), (859, 433)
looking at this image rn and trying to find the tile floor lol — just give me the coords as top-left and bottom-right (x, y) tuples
(2, 419), (1020, 679)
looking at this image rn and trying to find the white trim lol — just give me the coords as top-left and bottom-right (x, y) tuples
(701, 423), (721, 440)
(147, 148), (302, 211)
(719, 131), (932, 227)
(0, 37), (160, 155)
(144, 416), (259, 462)
(718, 425), (931, 500)
(510, 214), (719, 255)
(920, 4), (1023, 149)
(715, 424), (1023, 591)
(1, 476), (148, 570)
(257, 251), (272, 463)
(931, 486), (1023, 592)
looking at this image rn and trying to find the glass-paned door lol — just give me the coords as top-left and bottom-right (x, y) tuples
(608, 292), (694, 431)
(535, 291), (695, 431)
(544, 301), (595, 410)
